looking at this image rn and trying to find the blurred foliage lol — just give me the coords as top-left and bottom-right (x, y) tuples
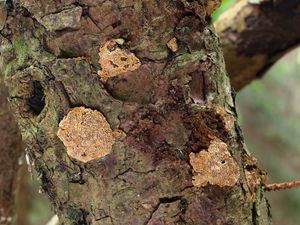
(212, 0), (237, 21)
(15, 170), (53, 225)
(27, 173), (52, 225)
(237, 48), (300, 225)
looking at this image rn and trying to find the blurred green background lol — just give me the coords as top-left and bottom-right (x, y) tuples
(215, 1), (300, 224)
(15, 1), (300, 224)
(237, 48), (300, 225)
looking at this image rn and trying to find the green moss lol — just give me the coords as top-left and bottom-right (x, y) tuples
(12, 36), (30, 65)
(3, 36), (43, 77)
(12, 36), (53, 70)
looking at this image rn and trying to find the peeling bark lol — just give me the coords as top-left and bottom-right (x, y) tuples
(215, 0), (300, 90)
(0, 0), (272, 224)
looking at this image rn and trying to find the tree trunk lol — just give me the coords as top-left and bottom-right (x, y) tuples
(0, 0), (272, 224)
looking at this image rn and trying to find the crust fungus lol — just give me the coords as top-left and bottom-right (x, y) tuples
(98, 39), (141, 81)
(190, 139), (240, 187)
(167, 37), (178, 53)
(57, 107), (115, 163)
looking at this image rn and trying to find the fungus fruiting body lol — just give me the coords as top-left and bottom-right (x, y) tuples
(98, 39), (141, 81)
(190, 138), (240, 187)
(57, 107), (115, 163)
(167, 37), (178, 52)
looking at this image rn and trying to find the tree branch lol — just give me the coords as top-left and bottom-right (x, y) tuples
(215, 0), (300, 90)
(264, 181), (300, 192)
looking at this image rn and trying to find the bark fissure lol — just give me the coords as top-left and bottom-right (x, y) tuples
(252, 202), (259, 225)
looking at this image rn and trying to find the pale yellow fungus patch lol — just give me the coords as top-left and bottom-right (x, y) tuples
(98, 39), (141, 81)
(167, 37), (178, 52)
(190, 139), (240, 187)
(57, 107), (115, 163)
(115, 38), (125, 45)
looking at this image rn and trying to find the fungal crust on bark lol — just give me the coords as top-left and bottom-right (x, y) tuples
(57, 107), (115, 163)
(167, 37), (179, 53)
(190, 138), (240, 187)
(98, 40), (142, 82)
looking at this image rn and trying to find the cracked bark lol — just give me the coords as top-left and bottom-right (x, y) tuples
(0, 0), (272, 224)
(215, 0), (300, 90)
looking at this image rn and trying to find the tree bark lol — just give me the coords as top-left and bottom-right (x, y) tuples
(215, 0), (300, 90)
(0, 0), (272, 224)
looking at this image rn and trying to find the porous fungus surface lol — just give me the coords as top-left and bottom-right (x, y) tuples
(190, 138), (240, 187)
(57, 107), (115, 163)
(98, 39), (141, 81)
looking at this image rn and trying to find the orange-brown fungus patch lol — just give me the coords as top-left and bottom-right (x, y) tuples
(57, 107), (115, 163)
(190, 139), (240, 187)
(98, 39), (141, 81)
(167, 37), (178, 52)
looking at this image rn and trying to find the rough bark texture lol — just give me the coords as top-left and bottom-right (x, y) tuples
(0, 1), (272, 224)
(0, 79), (23, 224)
(215, 0), (300, 90)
